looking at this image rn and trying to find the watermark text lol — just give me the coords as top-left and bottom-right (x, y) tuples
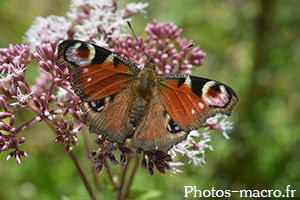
(184, 185), (296, 198)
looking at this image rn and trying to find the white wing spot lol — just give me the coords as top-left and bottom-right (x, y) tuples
(105, 54), (115, 62)
(191, 109), (195, 114)
(202, 81), (230, 107)
(185, 76), (192, 87)
(83, 68), (89, 73)
(87, 78), (92, 82)
(198, 102), (204, 109)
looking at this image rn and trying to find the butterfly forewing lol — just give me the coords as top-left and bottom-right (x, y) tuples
(56, 40), (140, 101)
(157, 74), (238, 131)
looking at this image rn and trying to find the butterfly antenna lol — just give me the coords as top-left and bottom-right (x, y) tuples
(159, 43), (195, 64)
(127, 21), (150, 60)
(181, 43), (195, 53)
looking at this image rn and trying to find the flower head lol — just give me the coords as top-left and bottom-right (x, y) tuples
(167, 114), (234, 174)
(24, 0), (149, 49)
(10, 87), (32, 106)
(112, 20), (206, 75)
(205, 114), (234, 139)
(24, 15), (72, 50)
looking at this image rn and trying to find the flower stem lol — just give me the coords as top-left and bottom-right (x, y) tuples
(15, 116), (39, 134)
(121, 156), (140, 200)
(68, 151), (97, 200)
(117, 156), (131, 199)
(103, 157), (120, 190)
(81, 126), (102, 192)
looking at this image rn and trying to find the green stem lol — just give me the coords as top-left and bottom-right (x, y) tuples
(103, 157), (120, 190)
(81, 126), (102, 192)
(122, 156), (140, 200)
(68, 151), (97, 200)
(117, 156), (131, 200)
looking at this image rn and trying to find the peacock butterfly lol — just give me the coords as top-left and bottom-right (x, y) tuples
(56, 40), (238, 153)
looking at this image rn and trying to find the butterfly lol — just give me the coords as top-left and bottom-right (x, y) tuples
(56, 40), (238, 153)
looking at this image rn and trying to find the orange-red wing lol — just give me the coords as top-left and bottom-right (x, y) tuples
(77, 61), (137, 101)
(132, 91), (188, 153)
(56, 40), (140, 101)
(81, 86), (135, 144)
(157, 74), (238, 131)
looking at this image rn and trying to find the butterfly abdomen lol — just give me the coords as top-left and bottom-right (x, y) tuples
(128, 97), (148, 127)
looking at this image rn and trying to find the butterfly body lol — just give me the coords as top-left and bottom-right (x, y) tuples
(56, 40), (238, 153)
(127, 60), (156, 126)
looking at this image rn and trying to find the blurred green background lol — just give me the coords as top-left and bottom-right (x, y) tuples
(1, 0), (300, 199)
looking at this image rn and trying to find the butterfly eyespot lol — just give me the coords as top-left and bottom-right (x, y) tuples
(167, 119), (182, 133)
(202, 81), (217, 94)
(202, 81), (230, 107)
(65, 43), (95, 66)
(89, 99), (104, 112)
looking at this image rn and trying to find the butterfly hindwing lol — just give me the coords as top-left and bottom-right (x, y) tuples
(132, 90), (188, 153)
(157, 74), (238, 131)
(81, 86), (135, 144)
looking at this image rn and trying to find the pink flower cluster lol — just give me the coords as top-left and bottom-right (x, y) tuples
(113, 20), (206, 75)
(0, 0), (235, 177)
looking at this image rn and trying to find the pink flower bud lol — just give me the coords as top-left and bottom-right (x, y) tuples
(15, 153), (21, 164)
(0, 121), (10, 131)
(35, 116), (43, 122)
(0, 112), (12, 119)
(20, 150), (28, 157)
(6, 152), (14, 161)
(48, 94), (56, 103)
(9, 115), (15, 127)
(18, 137), (26, 144)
